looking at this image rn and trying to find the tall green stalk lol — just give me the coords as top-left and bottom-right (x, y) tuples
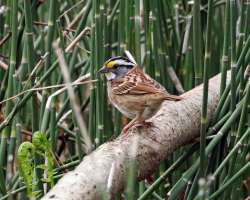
(0, 0), (18, 195)
(220, 0), (230, 96)
(199, 0), (214, 178)
(134, 0), (141, 64)
(23, 0), (39, 132)
(40, 0), (58, 134)
(193, 0), (203, 85)
(229, 0), (237, 139)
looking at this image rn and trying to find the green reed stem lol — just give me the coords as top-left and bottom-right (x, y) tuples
(168, 101), (243, 200)
(222, 83), (250, 193)
(193, 0), (203, 85)
(23, 0), (38, 132)
(0, 0), (18, 195)
(210, 162), (250, 200)
(199, 0), (214, 178)
(213, 127), (250, 177)
(138, 144), (199, 200)
(220, 0), (230, 96)
(134, 0), (141, 64)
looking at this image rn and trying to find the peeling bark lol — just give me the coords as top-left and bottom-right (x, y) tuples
(42, 73), (223, 200)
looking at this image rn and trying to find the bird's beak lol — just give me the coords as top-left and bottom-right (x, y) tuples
(98, 66), (109, 74)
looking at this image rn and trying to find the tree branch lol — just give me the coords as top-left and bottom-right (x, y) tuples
(42, 73), (224, 200)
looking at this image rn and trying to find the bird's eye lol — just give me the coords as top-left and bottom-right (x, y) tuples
(113, 64), (119, 68)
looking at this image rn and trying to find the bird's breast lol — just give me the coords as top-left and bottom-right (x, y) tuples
(107, 82), (136, 119)
(106, 82), (165, 120)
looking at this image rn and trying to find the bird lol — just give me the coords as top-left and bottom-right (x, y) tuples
(98, 56), (182, 135)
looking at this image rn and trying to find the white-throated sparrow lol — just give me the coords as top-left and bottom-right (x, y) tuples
(98, 56), (182, 135)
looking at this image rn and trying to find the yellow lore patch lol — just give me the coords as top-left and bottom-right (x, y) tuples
(106, 60), (117, 68)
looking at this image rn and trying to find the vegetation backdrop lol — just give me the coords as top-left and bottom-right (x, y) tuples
(0, 0), (250, 199)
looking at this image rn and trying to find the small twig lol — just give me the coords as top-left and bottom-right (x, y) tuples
(64, 34), (89, 53)
(0, 78), (96, 105)
(0, 59), (8, 70)
(53, 41), (92, 154)
(182, 15), (192, 54)
(63, 8), (85, 33)
(0, 32), (11, 47)
(21, 129), (33, 137)
(34, 21), (76, 33)
(166, 66), (185, 94)
(21, 52), (49, 91)
(244, 65), (250, 80)
(65, 27), (90, 53)
(62, 27), (76, 33)
(45, 73), (91, 113)
(30, 52), (49, 77)
(0, 54), (8, 59)
(58, 0), (85, 19)
(33, 21), (47, 26)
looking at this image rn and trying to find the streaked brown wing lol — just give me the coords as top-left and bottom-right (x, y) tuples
(112, 66), (166, 95)
(112, 81), (137, 94)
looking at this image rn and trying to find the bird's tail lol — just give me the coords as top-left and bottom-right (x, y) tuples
(164, 94), (183, 101)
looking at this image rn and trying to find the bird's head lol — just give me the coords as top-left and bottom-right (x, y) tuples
(98, 56), (136, 81)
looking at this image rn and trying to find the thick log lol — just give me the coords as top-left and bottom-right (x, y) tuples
(42, 73), (223, 200)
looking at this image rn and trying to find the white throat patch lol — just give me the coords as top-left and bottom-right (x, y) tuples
(105, 72), (116, 81)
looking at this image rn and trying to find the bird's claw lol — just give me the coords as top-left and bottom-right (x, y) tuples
(133, 121), (154, 128)
(120, 121), (155, 137)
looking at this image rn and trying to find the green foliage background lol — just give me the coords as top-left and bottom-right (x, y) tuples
(0, 0), (250, 199)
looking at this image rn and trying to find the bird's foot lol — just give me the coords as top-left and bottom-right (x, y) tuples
(120, 117), (140, 136)
(132, 121), (154, 129)
(120, 120), (154, 136)
(121, 126), (130, 136)
(145, 175), (154, 185)
(143, 121), (154, 128)
(121, 125), (139, 135)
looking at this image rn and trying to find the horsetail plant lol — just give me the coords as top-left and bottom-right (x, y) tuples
(0, 0), (250, 199)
